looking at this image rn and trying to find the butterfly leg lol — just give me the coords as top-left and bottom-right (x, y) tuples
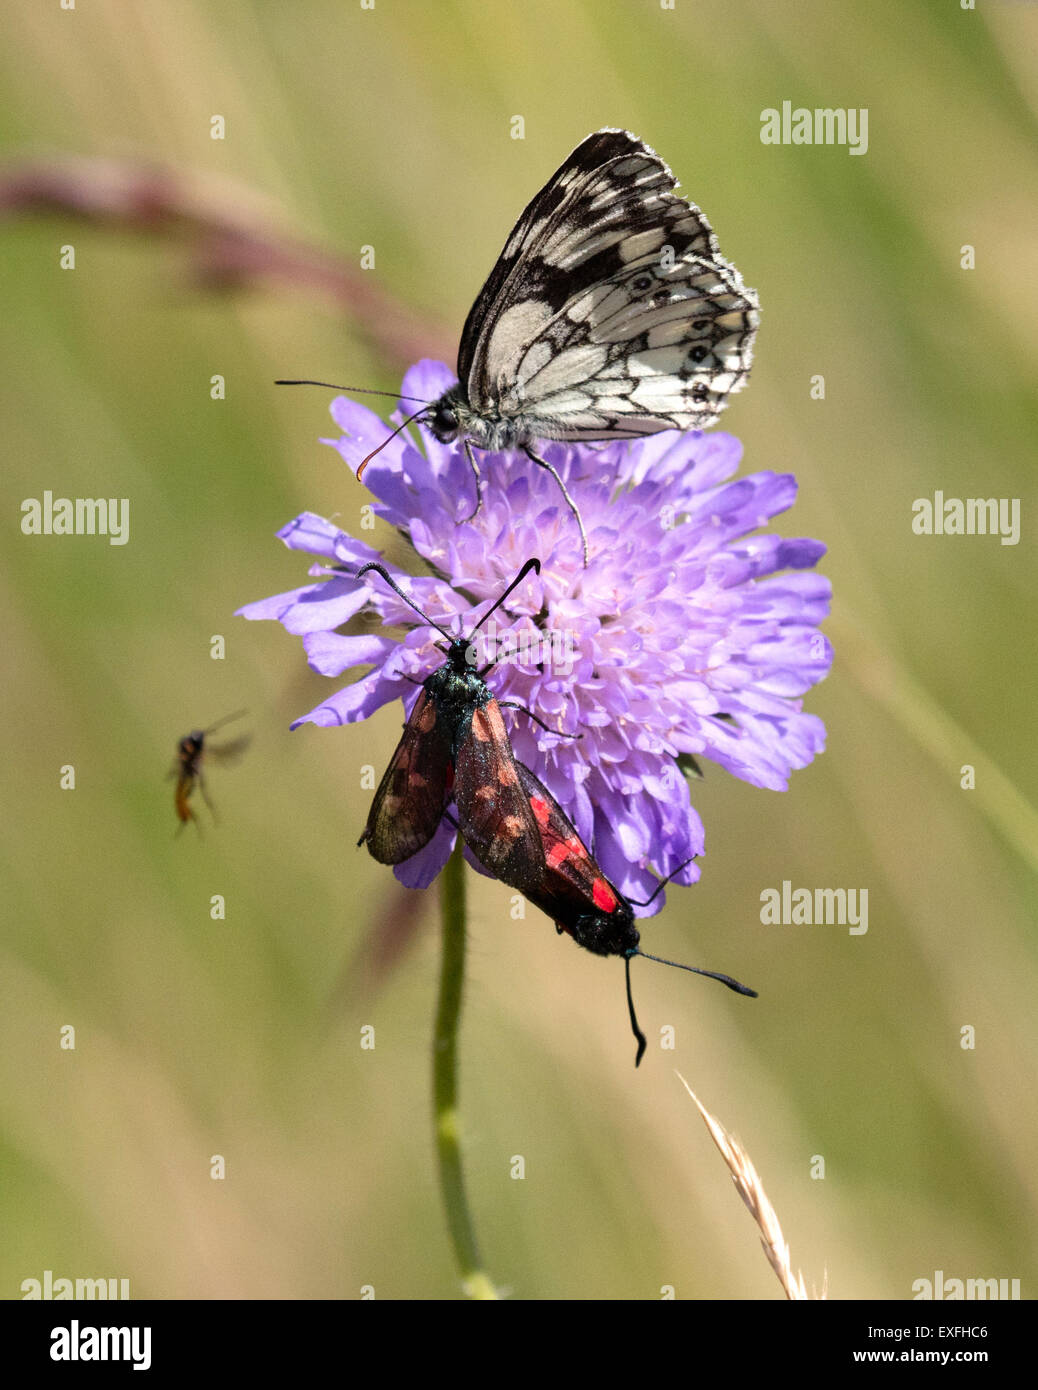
(459, 440), (483, 523)
(522, 446), (589, 567)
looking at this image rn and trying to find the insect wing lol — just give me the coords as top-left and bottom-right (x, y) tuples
(204, 733), (252, 766)
(511, 760), (623, 922)
(510, 252), (758, 439)
(452, 702), (544, 885)
(459, 129), (757, 435)
(360, 689), (453, 864)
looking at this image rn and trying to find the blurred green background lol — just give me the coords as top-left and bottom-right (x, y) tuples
(2, 0), (1036, 1301)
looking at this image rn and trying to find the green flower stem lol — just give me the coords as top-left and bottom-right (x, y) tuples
(434, 840), (498, 1299)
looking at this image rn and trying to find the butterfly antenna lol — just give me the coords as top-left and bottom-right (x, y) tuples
(631, 949), (758, 998)
(355, 564), (455, 644)
(625, 954), (647, 1067)
(356, 405), (432, 482)
(202, 709), (248, 736)
(275, 379), (432, 407)
(467, 558), (542, 640)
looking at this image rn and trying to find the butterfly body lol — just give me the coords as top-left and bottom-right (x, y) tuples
(426, 385), (542, 454)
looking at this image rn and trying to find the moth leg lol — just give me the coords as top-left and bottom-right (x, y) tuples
(497, 701), (582, 740)
(522, 446), (589, 567)
(459, 440), (482, 522)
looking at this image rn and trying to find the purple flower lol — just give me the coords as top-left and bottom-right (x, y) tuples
(239, 360), (832, 904)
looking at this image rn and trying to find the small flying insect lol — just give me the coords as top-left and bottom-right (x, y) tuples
(170, 710), (250, 830)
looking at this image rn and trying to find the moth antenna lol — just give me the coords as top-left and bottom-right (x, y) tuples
(355, 564), (456, 644)
(631, 949), (758, 998)
(356, 406), (432, 481)
(624, 856), (697, 908)
(358, 558), (539, 650)
(466, 558), (542, 641)
(275, 379), (432, 407)
(625, 954), (647, 1067)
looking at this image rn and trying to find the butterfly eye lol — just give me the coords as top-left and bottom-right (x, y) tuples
(429, 400), (460, 439)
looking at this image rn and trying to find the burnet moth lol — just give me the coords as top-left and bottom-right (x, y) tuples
(455, 758), (757, 1066)
(355, 561), (756, 1064)
(170, 710), (250, 829)
(356, 558), (550, 865)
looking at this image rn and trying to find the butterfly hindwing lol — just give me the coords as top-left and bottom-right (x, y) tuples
(360, 690), (454, 864)
(511, 254), (757, 436)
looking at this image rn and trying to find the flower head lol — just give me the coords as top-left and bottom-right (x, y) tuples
(239, 360), (832, 904)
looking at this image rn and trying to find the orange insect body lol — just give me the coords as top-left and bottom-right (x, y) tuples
(170, 712), (249, 829)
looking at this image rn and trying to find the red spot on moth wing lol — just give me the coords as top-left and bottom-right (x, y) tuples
(592, 878), (618, 912)
(545, 837), (578, 867)
(529, 795), (551, 828)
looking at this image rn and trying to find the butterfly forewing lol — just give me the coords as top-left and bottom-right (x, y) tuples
(458, 129), (758, 437)
(360, 690), (454, 864)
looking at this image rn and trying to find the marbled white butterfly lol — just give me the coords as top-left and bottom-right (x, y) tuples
(284, 129), (759, 565)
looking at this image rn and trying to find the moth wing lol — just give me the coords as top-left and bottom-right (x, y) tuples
(510, 761), (622, 918)
(452, 702), (544, 886)
(360, 690), (453, 864)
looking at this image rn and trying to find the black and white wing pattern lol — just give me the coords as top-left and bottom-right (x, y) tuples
(455, 128), (759, 442)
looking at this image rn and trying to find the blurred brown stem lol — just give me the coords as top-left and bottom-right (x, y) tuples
(0, 154), (454, 367)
